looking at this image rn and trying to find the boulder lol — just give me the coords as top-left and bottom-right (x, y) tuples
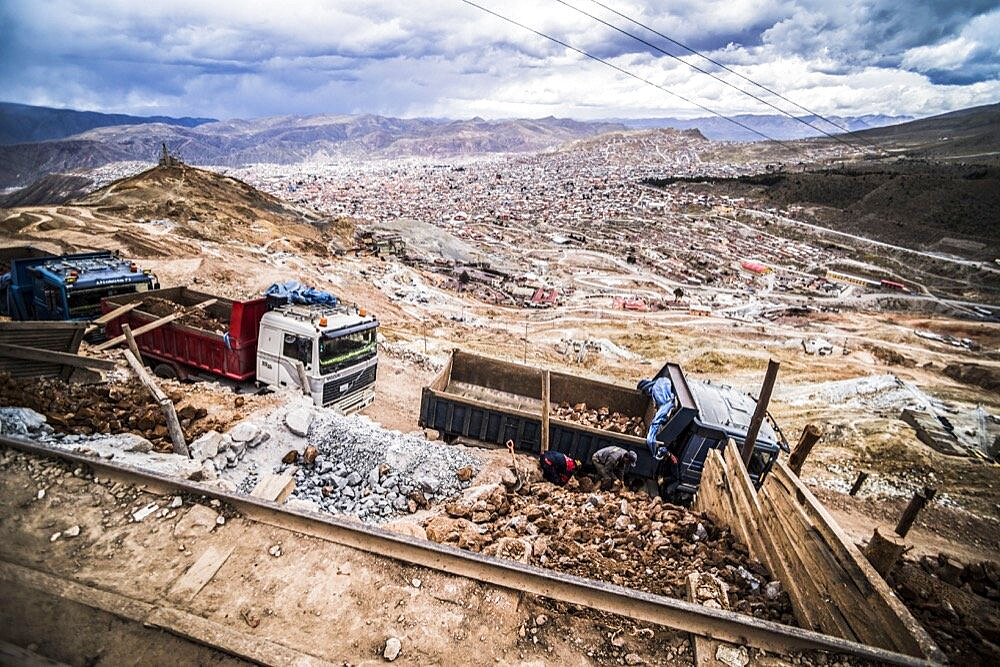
(484, 537), (532, 564)
(191, 431), (222, 460)
(285, 407), (313, 437)
(229, 421), (259, 443)
(425, 516), (482, 544)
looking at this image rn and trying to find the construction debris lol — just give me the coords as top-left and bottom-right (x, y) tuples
(139, 296), (229, 333)
(283, 411), (480, 522)
(551, 402), (645, 437)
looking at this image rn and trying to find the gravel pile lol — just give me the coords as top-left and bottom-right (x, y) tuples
(284, 412), (480, 523)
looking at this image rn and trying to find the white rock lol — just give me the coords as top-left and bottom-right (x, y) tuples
(285, 407), (313, 437)
(132, 503), (159, 522)
(383, 637), (402, 661)
(229, 421), (259, 443)
(170, 496), (183, 509)
(190, 431), (222, 459)
(63, 525), (81, 538)
(216, 515), (226, 526)
(411, 578), (422, 589)
(49, 531), (61, 542)
(268, 544), (282, 557)
(36, 489), (45, 500)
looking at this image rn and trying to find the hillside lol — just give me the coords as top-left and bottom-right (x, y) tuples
(852, 103), (1000, 157)
(0, 162), (333, 260)
(0, 114), (628, 187)
(617, 112), (910, 142)
(0, 173), (93, 207)
(0, 101), (214, 144)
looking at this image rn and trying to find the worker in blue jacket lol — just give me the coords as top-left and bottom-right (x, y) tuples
(637, 378), (676, 460)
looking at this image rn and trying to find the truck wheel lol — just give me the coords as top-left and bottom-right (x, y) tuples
(153, 363), (178, 380)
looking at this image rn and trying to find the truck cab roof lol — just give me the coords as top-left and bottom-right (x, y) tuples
(260, 303), (377, 338)
(31, 252), (154, 290)
(688, 380), (781, 449)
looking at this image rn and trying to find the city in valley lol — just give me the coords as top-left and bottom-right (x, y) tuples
(0, 2), (998, 665)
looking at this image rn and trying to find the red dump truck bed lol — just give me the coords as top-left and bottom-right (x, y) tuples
(102, 286), (267, 381)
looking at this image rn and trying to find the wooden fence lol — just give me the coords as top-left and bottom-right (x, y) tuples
(695, 442), (944, 662)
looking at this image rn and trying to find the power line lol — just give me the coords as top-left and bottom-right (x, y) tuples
(584, 0), (881, 149)
(457, 0), (798, 152)
(552, 0), (863, 151)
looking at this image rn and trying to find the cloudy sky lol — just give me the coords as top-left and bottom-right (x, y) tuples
(0, 0), (996, 121)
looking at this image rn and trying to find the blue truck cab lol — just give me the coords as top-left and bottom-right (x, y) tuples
(653, 363), (788, 501)
(2, 251), (159, 321)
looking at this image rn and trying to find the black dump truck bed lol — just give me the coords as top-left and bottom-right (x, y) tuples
(420, 350), (786, 495)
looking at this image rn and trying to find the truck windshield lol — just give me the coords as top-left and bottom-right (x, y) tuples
(319, 327), (376, 373)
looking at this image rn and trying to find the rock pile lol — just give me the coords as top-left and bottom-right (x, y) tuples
(0, 373), (210, 451)
(282, 411), (479, 523)
(189, 422), (270, 480)
(426, 477), (793, 623)
(551, 402), (645, 437)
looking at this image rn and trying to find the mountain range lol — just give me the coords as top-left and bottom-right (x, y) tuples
(617, 113), (910, 142)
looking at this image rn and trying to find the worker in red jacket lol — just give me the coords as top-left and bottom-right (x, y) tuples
(539, 451), (579, 486)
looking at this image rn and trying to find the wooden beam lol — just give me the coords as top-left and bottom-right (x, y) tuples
(86, 300), (143, 334)
(0, 343), (116, 371)
(864, 528), (906, 578)
(895, 487), (936, 538)
(540, 369), (551, 453)
(849, 471), (869, 497)
(788, 424), (822, 476)
(294, 360), (312, 397)
(251, 474), (296, 503)
(94, 312), (178, 351)
(123, 349), (188, 457)
(121, 323), (142, 362)
(190, 298), (218, 310)
(741, 358), (780, 466)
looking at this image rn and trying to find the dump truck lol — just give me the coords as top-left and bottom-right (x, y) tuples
(419, 350), (787, 500)
(2, 250), (159, 321)
(102, 286), (378, 413)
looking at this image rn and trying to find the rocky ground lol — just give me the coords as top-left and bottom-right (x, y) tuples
(426, 473), (795, 625)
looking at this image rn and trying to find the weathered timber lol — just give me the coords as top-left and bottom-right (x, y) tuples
(787, 424), (822, 475)
(895, 487), (936, 538)
(741, 359), (780, 466)
(0, 343), (115, 371)
(95, 313), (179, 351)
(864, 528), (907, 578)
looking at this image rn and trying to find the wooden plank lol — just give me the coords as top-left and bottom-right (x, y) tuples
(94, 312), (178, 351)
(123, 349), (167, 402)
(686, 573), (731, 667)
(86, 300), (143, 333)
(190, 298), (218, 310)
(121, 323), (142, 362)
(123, 349), (188, 457)
(167, 545), (235, 604)
(766, 464), (942, 660)
(765, 467), (943, 659)
(540, 370), (550, 453)
(251, 474), (296, 503)
(0, 343), (116, 371)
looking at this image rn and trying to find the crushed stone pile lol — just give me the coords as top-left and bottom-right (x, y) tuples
(552, 402), (645, 437)
(427, 477), (794, 623)
(0, 373), (211, 451)
(139, 297), (229, 333)
(283, 412), (480, 523)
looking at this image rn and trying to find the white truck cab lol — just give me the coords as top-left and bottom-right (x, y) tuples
(255, 303), (378, 413)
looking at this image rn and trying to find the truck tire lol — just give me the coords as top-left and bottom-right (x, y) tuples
(153, 363), (178, 380)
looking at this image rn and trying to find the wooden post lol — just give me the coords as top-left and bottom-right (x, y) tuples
(864, 527), (906, 578)
(294, 360), (312, 398)
(849, 471), (869, 497)
(787, 424), (822, 476)
(540, 370), (551, 453)
(95, 313), (178, 351)
(741, 358), (780, 466)
(121, 323), (142, 361)
(123, 349), (189, 457)
(895, 487), (936, 538)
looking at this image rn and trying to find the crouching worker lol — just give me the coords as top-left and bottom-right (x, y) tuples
(539, 451), (579, 486)
(592, 445), (638, 483)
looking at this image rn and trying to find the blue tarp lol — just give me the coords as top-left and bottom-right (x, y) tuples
(264, 281), (338, 307)
(637, 377), (676, 458)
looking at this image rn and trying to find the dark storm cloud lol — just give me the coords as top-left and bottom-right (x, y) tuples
(0, 0), (995, 120)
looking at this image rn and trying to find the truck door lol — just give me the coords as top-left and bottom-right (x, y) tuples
(256, 327), (281, 386)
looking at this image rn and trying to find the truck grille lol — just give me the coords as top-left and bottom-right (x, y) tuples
(322, 364), (377, 405)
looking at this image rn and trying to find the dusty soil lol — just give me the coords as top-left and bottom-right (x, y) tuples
(0, 447), (703, 665)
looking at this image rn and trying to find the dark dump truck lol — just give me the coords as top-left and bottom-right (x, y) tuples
(419, 350), (788, 500)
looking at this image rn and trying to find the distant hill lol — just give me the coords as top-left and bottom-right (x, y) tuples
(848, 103), (1000, 157)
(0, 101), (215, 145)
(0, 113), (628, 187)
(616, 113), (910, 142)
(0, 173), (93, 207)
